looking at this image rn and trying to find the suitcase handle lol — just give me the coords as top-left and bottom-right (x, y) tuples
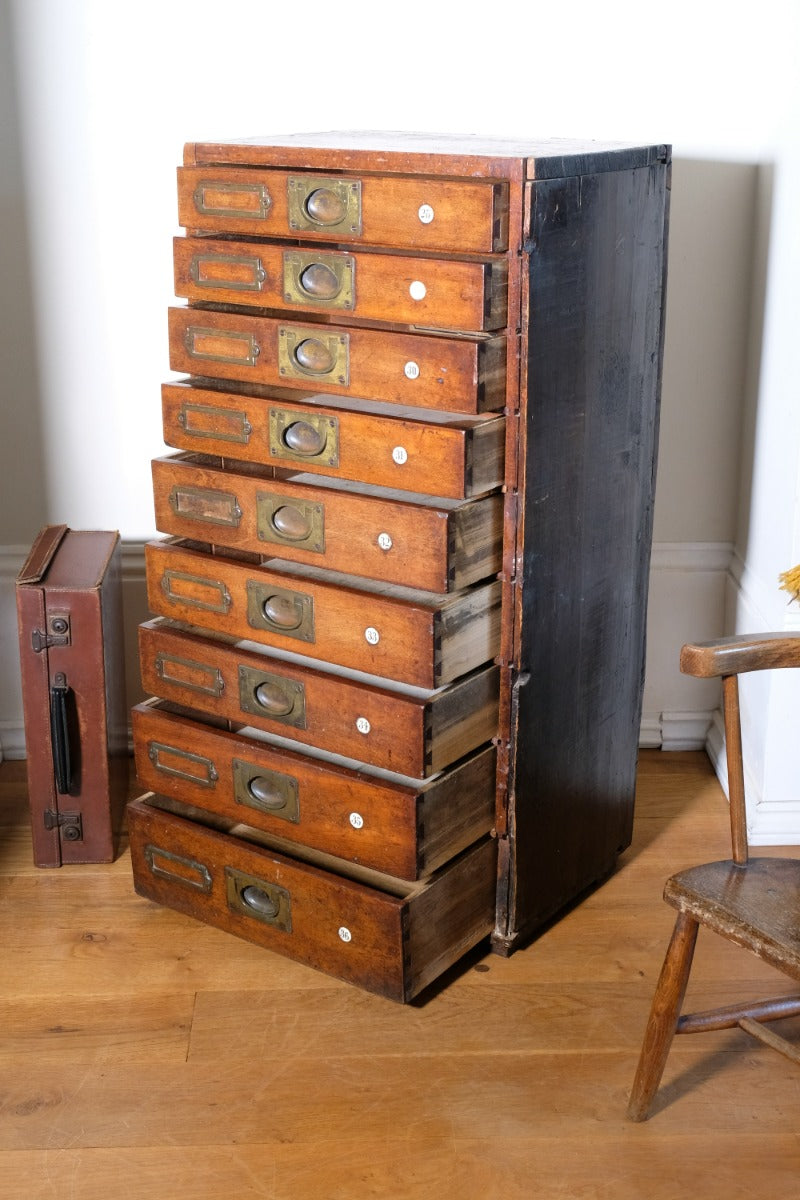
(49, 673), (73, 794)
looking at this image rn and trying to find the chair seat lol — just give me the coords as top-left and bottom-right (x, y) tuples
(665, 857), (800, 978)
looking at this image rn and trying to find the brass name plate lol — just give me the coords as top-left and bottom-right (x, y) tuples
(193, 179), (272, 221)
(154, 652), (225, 698)
(177, 402), (253, 445)
(168, 484), (243, 527)
(145, 843), (213, 893)
(190, 251), (267, 293)
(185, 325), (260, 367)
(160, 568), (232, 616)
(148, 741), (219, 788)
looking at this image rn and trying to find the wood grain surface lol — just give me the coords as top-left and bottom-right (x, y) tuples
(2, 752), (800, 1197)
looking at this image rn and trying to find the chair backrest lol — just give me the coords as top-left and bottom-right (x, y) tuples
(680, 634), (800, 866)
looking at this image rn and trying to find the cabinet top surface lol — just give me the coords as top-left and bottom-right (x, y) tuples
(184, 131), (670, 179)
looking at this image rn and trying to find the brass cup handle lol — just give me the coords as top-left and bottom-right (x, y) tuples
(297, 262), (342, 300)
(282, 420), (327, 457)
(262, 594), (304, 631)
(270, 504), (313, 542)
(246, 776), (289, 810)
(292, 338), (335, 375)
(240, 885), (280, 918)
(304, 188), (347, 226)
(253, 680), (295, 716)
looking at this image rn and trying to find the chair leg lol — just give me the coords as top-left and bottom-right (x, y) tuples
(627, 911), (699, 1121)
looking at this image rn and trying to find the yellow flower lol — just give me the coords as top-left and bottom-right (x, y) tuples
(778, 564), (800, 603)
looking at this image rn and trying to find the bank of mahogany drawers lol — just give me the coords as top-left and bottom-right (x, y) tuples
(130, 133), (670, 1002)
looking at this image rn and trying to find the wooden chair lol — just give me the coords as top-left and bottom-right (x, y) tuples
(627, 632), (800, 1121)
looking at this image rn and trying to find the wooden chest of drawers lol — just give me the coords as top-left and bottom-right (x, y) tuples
(129, 131), (670, 1001)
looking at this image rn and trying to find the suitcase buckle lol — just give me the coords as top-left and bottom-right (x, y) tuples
(43, 810), (83, 841)
(32, 612), (71, 653)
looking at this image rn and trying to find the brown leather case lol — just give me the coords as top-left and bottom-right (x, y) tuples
(16, 526), (128, 866)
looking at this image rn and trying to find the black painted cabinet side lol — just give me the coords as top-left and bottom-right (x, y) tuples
(498, 160), (670, 947)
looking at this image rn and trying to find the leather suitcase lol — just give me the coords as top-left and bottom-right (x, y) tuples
(16, 526), (128, 866)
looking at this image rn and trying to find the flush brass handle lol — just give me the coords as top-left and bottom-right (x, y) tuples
(284, 420), (326, 456)
(278, 326), (349, 386)
(294, 338), (335, 375)
(306, 188), (347, 226)
(254, 680), (295, 715)
(226, 867), (292, 931)
(263, 594), (303, 630)
(299, 262), (341, 298)
(287, 176), (362, 236)
(232, 757), (300, 823)
(268, 410), (339, 468)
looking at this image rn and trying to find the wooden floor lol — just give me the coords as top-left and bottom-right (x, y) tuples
(2, 752), (800, 1199)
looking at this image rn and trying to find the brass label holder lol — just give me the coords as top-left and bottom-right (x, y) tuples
(193, 180), (272, 221)
(148, 740), (219, 788)
(160, 568), (233, 616)
(145, 843), (213, 893)
(190, 251), (267, 293)
(176, 402), (253, 445)
(168, 484), (243, 527)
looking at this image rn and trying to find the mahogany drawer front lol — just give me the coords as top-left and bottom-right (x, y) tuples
(177, 166), (509, 254)
(138, 619), (500, 778)
(128, 792), (498, 1001)
(132, 701), (496, 879)
(146, 539), (502, 689)
(168, 308), (506, 415)
(152, 455), (503, 593)
(174, 237), (508, 333)
(162, 382), (505, 500)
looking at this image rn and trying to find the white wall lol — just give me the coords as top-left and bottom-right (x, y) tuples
(2, 0), (800, 836)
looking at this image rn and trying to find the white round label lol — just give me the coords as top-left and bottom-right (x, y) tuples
(356, 716), (371, 735)
(392, 446), (408, 465)
(377, 532), (393, 551)
(409, 280), (427, 301)
(349, 812), (364, 829)
(365, 627), (380, 645)
(418, 204), (435, 224)
(338, 926), (352, 943)
(404, 361), (420, 380)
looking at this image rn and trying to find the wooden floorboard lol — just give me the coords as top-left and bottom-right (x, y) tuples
(1, 751), (799, 1198)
